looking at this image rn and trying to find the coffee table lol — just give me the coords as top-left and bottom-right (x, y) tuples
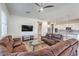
(29, 39), (44, 51)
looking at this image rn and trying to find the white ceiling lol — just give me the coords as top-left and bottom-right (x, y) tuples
(6, 3), (79, 23)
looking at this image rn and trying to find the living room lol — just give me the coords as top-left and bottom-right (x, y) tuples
(0, 3), (79, 56)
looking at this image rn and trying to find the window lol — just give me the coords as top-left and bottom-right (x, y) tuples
(1, 10), (7, 36)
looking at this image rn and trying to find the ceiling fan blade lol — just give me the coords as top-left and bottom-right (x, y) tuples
(44, 5), (54, 8)
(35, 3), (40, 7)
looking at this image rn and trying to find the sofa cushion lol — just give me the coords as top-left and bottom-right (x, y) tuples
(13, 41), (22, 47)
(17, 47), (54, 56)
(13, 38), (22, 47)
(66, 39), (78, 45)
(7, 35), (14, 46)
(13, 38), (21, 42)
(0, 45), (9, 56)
(0, 37), (9, 45)
(52, 34), (63, 39)
(0, 35), (13, 46)
(42, 38), (56, 46)
(59, 42), (78, 56)
(45, 34), (63, 40)
(50, 40), (70, 56)
(33, 47), (54, 56)
(0, 38), (13, 53)
(6, 52), (21, 56)
(69, 43), (78, 56)
(13, 43), (27, 52)
(15, 52), (35, 56)
(59, 47), (73, 56)
(6, 43), (13, 53)
(0, 35), (14, 53)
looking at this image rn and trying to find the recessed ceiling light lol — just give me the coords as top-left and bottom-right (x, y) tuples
(26, 11), (30, 14)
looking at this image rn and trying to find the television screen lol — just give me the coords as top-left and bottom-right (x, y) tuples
(22, 25), (33, 31)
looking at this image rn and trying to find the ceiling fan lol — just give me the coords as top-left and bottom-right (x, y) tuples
(35, 3), (54, 12)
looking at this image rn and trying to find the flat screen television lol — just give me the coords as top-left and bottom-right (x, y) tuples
(22, 25), (33, 31)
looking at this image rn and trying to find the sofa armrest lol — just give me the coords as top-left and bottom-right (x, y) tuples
(41, 38), (56, 46)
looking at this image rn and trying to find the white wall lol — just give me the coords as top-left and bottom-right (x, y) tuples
(8, 15), (48, 38)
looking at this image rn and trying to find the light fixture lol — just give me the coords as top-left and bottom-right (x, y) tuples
(48, 25), (50, 28)
(40, 7), (44, 11)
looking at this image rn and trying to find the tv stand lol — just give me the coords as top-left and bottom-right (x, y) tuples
(22, 35), (34, 41)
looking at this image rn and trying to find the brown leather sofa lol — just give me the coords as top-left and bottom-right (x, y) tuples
(0, 35), (27, 56)
(0, 35), (79, 56)
(42, 33), (63, 40)
(41, 34), (63, 46)
(8, 39), (79, 56)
